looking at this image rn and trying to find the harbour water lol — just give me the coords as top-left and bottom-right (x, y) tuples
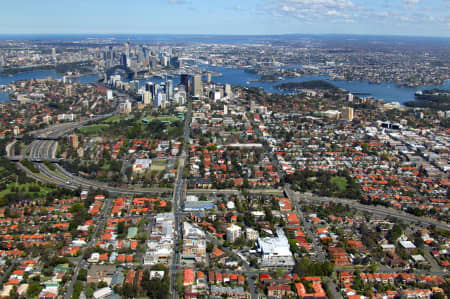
(0, 70), (99, 102)
(200, 65), (450, 104)
(1, 67), (449, 104)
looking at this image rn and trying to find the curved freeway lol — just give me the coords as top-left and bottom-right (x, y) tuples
(6, 100), (449, 231)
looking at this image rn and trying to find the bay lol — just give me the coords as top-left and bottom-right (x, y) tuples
(0, 71), (99, 102)
(199, 65), (450, 104)
(1, 66), (449, 104)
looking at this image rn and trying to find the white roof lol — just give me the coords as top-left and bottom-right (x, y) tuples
(399, 240), (416, 249)
(133, 159), (152, 169)
(93, 287), (112, 299)
(150, 271), (165, 279)
(381, 244), (395, 249)
(411, 255), (425, 262)
(227, 224), (241, 232)
(258, 229), (292, 257)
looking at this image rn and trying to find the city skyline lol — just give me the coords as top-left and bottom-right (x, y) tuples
(0, 0), (449, 37)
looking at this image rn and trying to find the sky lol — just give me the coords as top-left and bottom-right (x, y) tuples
(0, 0), (449, 37)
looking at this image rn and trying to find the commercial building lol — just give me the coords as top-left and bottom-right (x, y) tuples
(143, 91), (152, 105)
(65, 85), (72, 97)
(166, 79), (173, 99)
(69, 134), (78, 149)
(180, 74), (189, 93)
(257, 229), (295, 268)
(107, 89), (113, 100)
(192, 75), (202, 97)
(342, 107), (354, 121)
(225, 84), (232, 97)
(245, 228), (259, 241)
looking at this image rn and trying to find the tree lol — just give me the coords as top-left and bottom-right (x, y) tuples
(117, 221), (126, 236)
(77, 268), (87, 281)
(26, 282), (42, 297)
(387, 224), (402, 243)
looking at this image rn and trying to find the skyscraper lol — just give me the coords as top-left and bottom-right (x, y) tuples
(342, 107), (354, 121)
(65, 85), (72, 97)
(180, 74), (189, 93)
(347, 93), (354, 102)
(166, 80), (173, 100)
(125, 41), (130, 58)
(192, 75), (202, 97)
(225, 84), (232, 97)
(121, 54), (128, 68)
(145, 82), (155, 95)
(52, 48), (56, 62)
(130, 80), (139, 93)
(143, 91), (152, 106)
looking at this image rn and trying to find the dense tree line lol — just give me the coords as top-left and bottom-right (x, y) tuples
(275, 80), (340, 92)
(118, 265), (170, 298)
(293, 257), (334, 277)
(288, 169), (363, 200)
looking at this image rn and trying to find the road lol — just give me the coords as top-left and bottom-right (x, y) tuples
(286, 186), (449, 231)
(5, 85), (449, 299)
(202, 232), (258, 299)
(170, 99), (191, 299)
(64, 194), (114, 299)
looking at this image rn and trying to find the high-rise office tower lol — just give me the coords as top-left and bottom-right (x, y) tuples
(166, 80), (173, 100)
(180, 74), (189, 93)
(192, 75), (202, 97)
(347, 93), (354, 102)
(121, 54), (128, 67)
(342, 107), (354, 121)
(145, 82), (155, 99)
(143, 91), (152, 106)
(125, 41), (130, 58)
(130, 80), (139, 93)
(65, 85), (72, 97)
(154, 93), (166, 107)
(206, 73), (212, 83)
(225, 84), (232, 97)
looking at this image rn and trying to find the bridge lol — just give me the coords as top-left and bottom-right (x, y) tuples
(105, 65), (135, 79)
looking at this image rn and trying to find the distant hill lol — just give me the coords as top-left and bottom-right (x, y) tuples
(274, 80), (339, 91)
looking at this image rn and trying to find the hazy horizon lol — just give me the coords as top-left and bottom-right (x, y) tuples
(0, 0), (449, 37)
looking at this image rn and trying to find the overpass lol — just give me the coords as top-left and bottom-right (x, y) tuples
(7, 156), (61, 163)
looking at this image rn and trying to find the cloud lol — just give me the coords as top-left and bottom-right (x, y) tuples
(402, 0), (420, 10)
(265, 0), (361, 23)
(167, 0), (189, 4)
(264, 0), (449, 29)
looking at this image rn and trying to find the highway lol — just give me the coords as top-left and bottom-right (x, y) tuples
(3, 89), (449, 299)
(9, 134), (450, 231)
(170, 98), (191, 299)
(8, 134), (449, 231)
(284, 185), (450, 231)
